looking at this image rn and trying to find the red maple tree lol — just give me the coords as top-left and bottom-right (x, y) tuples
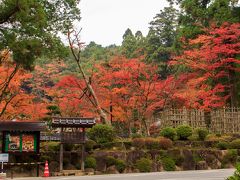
(170, 23), (240, 110)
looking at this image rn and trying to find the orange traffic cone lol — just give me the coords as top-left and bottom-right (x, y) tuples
(44, 161), (50, 177)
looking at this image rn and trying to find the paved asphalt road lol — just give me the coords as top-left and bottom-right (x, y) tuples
(7, 169), (235, 180)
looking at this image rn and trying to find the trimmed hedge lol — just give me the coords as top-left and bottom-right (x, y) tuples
(85, 156), (97, 169)
(162, 157), (176, 171)
(132, 138), (145, 149)
(217, 141), (229, 150)
(132, 137), (172, 150)
(105, 156), (126, 173)
(160, 127), (176, 140)
(230, 139), (240, 149)
(196, 128), (208, 141)
(176, 125), (192, 140)
(87, 124), (116, 143)
(135, 158), (152, 172)
(115, 159), (126, 173)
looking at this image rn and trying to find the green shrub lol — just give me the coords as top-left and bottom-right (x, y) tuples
(228, 163), (240, 180)
(85, 156), (97, 169)
(105, 156), (117, 167)
(115, 159), (126, 173)
(87, 124), (116, 144)
(217, 141), (229, 150)
(230, 139), (240, 149)
(196, 128), (208, 141)
(176, 125), (192, 140)
(132, 138), (145, 149)
(172, 155), (184, 166)
(223, 149), (238, 165)
(160, 127), (176, 140)
(85, 140), (97, 152)
(135, 158), (152, 172)
(193, 153), (203, 163)
(41, 142), (60, 152)
(105, 156), (126, 173)
(162, 157), (176, 171)
(101, 142), (115, 149)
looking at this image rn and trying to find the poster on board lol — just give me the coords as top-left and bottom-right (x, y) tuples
(22, 134), (35, 152)
(8, 134), (20, 151)
(4, 132), (37, 153)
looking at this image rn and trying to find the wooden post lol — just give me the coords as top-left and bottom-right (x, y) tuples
(81, 144), (85, 172)
(60, 143), (63, 172)
(60, 127), (63, 172)
(36, 154), (40, 177)
(81, 128), (85, 172)
(36, 163), (39, 177)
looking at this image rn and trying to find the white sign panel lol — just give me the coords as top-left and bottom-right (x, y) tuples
(0, 154), (9, 162)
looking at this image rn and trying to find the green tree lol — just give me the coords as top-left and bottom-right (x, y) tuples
(0, 0), (80, 70)
(146, 5), (178, 78)
(121, 28), (137, 58)
(168, 0), (240, 40)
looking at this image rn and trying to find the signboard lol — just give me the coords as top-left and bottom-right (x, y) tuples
(22, 134), (35, 152)
(4, 132), (37, 153)
(8, 134), (20, 151)
(40, 133), (61, 141)
(0, 154), (9, 162)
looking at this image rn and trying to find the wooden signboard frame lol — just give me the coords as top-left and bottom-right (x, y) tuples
(51, 117), (96, 172)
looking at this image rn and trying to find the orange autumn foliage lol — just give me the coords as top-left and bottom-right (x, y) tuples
(169, 23), (240, 110)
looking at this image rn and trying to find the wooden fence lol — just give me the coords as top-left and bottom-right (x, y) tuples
(155, 107), (240, 133)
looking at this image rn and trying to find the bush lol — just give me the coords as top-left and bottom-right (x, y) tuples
(105, 156), (117, 167)
(132, 138), (145, 149)
(135, 158), (152, 172)
(172, 155), (184, 166)
(228, 163), (240, 180)
(87, 124), (116, 144)
(160, 127), (176, 140)
(217, 141), (229, 150)
(162, 157), (176, 171)
(158, 137), (173, 150)
(85, 156), (97, 169)
(101, 142), (115, 149)
(176, 125), (192, 140)
(223, 149), (238, 165)
(196, 128), (208, 141)
(115, 159), (126, 173)
(230, 139), (240, 149)
(105, 156), (126, 173)
(145, 138), (159, 150)
(85, 140), (97, 152)
(41, 142), (60, 152)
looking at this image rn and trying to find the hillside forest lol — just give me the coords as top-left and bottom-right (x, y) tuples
(1, 0), (240, 136)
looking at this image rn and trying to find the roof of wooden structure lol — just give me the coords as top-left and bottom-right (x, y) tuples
(51, 117), (96, 128)
(0, 121), (46, 131)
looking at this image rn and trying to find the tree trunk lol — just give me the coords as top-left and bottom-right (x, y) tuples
(68, 31), (110, 125)
(142, 117), (150, 136)
(229, 69), (238, 107)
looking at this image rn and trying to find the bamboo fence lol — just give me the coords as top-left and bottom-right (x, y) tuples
(155, 107), (240, 133)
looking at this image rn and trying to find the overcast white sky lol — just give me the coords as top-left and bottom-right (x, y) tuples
(77, 0), (169, 47)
